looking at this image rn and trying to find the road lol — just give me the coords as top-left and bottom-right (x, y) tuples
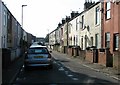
(12, 51), (119, 85)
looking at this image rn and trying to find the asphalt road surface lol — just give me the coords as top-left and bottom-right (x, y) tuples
(12, 51), (119, 85)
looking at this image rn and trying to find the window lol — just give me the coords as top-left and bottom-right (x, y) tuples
(95, 6), (100, 25)
(81, 37), (83, 50)
(74, 36), (75, 46)
(91, 37), (93, 46)
(76, 18), (79, 31)
(76, 35), (78, 46)
(82, 15), (84, 29)
(4, 10), (7, 26)
(28, 48), (48, 54)
(113, 33), (119, 51)
(105, 32), (110, 48)
(95, 34), (99, 48)
(68, 24), (71, 33)
(106, 2), (111, 19)
(85, 35), (87, 49)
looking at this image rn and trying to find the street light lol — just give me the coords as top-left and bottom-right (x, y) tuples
(21, 5), (27, 28)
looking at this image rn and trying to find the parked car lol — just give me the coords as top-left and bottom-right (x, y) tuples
(24, 45), (53, 70)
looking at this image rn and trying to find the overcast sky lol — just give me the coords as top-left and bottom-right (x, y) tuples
(2, 0), (98, 38)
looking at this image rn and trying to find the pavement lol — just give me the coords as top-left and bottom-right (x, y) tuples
(2, 50), (120, 85)
(2, 55), (24, 85)
(52, 50), (120, 81)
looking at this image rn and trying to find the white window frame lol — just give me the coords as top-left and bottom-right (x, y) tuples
(95, 6), (100, 25)
(106, 2), (111, 19)
(105, 32), (110, 48)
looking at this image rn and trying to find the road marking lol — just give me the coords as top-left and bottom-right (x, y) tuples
(67, 74), (73, 77)
(16, 77), (20, 81)
(53, 61), (57, 64)
(20, 69), (23, 72)
(49, 84), (57, 85)
(72, 78), (79, 81)
(22, 65), (24, 67)
(57, 63), (61, 66)
(84, 79), (95, 83)
(58, 67), (64, 71)
(65, 71), (69, 74)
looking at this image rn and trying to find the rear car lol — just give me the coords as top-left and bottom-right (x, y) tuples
(24, 45), (53, 69)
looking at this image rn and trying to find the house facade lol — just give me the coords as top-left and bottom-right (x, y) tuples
(1, 2), (8, 48)
(103, 1), (120, 53)
(102, 0), (120, 68)
(68, 13), (80, 47)
(79, 2), (102, 50)
(1, 0), (36, 69)
(49, 30), (56, 49)
(48, 1), (120, 68)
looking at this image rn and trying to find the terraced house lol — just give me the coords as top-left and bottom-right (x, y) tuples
(0, 1), (36, 70)
(102, 0), (120, 69)
(79, 2), (103, 50)
(49, 0), (120, 69)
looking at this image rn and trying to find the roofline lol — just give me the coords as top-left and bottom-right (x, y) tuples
(49, 1), (101, 35)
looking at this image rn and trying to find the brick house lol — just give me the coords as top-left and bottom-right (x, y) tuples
(102, 1), (120, 68)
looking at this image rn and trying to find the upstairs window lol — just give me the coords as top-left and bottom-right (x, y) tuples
(81, 15), (84, 29)
(76, 18), (79, 31)
(106, 2), (111, 19)
(95, 6), (100, 25)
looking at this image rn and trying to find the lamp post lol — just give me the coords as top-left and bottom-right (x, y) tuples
(21, 5), (27, 28)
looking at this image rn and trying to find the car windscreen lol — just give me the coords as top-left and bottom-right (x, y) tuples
(28, 47), (49, 54)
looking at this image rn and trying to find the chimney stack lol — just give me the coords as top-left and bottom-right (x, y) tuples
(71, 11), (79, 19)
(62, 19), (65, 24)
(84, 0), (95, 10)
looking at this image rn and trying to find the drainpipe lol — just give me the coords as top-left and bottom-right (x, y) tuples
(67, 22), (69, 54)
(101, 3), (104, 48)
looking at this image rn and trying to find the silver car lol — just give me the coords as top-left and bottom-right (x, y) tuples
(24, 45), (53, 69)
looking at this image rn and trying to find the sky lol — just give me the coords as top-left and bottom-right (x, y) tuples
(2, 0), (98, 38)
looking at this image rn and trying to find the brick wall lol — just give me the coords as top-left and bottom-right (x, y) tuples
(67, 48), (73, 56)
(85, 50), (93, 63)
(98, 50), (106, 66)
(113, 51), (120, 69)
(98, 49), (113, 67)
(79, 50), (86, 60)
(113, 34), (120, 69)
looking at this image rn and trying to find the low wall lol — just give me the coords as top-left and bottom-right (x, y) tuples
(98, 50), (106, 66)
(79, 50), (86, 60)
(2, 48), (11, 68)
(11, 49), (16, 61)
(98, 48), (113, 67)
(67, 48), (73, 56)
(113, 51), (120, 69)
(85, 50), (93, 63)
